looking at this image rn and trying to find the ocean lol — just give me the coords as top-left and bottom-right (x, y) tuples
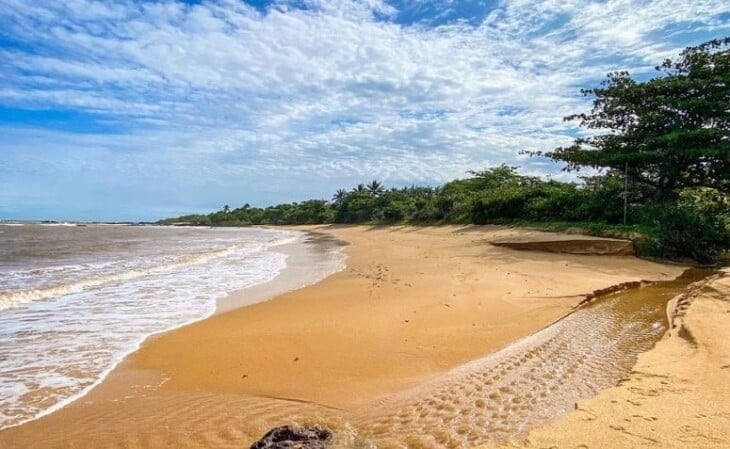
(0, 223), (343, 429)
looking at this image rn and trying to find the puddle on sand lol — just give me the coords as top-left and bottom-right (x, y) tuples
(338, 269), (712, 449)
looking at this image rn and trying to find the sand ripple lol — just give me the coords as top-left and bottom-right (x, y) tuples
(347, 270), (709, 448)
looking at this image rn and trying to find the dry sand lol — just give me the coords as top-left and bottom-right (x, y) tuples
(0, 225), (687, 449)
(496, 268), (730, 449)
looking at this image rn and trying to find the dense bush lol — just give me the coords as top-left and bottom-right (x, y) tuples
(633, 204), (729, 264)
(471, 187), (539, 223)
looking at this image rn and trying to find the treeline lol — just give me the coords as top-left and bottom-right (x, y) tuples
(159, 166), (730, 263)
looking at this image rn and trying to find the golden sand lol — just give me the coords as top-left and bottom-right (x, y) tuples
(0, 225), (687, 449)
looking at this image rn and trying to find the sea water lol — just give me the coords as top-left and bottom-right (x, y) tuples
(0, 223), (342, 429)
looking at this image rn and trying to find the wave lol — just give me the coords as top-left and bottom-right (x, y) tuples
(0, 235), (298, 311)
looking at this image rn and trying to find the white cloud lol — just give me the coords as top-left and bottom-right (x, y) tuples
(0, 0), (728, 218)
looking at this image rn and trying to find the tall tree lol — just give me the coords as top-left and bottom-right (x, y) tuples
(366, 179), (385, 196)
(535, 38), (730, 200)
(332, 189), (348, 205)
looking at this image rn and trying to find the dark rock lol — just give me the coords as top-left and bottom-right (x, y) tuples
(250, 425), (333, 449)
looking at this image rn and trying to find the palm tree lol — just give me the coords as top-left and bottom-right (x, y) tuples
(366, 179), (385, 196)
(223, 204), (230, 213)
(332, 189), (348, 205)
(353, 183), (367, 193)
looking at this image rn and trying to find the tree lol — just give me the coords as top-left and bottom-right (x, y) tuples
(223, 204), (230, 213)
(353, 183), (367, 193)
(535, 38), (730, 201)
(332, 189), (348, 205)
(366, 179), (385, 196)
(468, 164), (538, 189)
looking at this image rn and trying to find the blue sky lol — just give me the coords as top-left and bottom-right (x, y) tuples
(1, 0), (728, 221)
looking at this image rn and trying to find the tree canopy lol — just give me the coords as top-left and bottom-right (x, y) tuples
(537, 38), (730, 200)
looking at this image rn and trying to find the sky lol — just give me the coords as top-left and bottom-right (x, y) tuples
(1, 1), (729, 221)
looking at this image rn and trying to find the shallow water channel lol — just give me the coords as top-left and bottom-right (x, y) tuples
(336, 268), (712, 448)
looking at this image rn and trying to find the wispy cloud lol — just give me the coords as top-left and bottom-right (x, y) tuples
(0, 0), (728, 220)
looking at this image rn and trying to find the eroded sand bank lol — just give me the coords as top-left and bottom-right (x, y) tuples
(0, 225), (686, 449)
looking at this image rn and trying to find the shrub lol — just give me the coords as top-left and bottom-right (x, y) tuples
(470, 188), (536, 224)
(524, 185), (581, 221)
(636, 204), (730, 264)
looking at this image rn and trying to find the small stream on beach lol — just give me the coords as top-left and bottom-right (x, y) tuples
(276, 268), (711, 449)
(194, 269), (712, 449)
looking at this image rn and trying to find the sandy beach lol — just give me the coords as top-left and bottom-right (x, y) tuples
(0, 225), (691, 449)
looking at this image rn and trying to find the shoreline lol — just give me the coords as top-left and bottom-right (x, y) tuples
(0, 225), (688, 448)
(0, 227), (345, 432)
(215, 230), (347, 314)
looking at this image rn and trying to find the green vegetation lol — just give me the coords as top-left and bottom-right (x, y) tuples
(160, 39), (730, 263)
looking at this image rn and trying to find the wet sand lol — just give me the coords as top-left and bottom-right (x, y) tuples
(500, 269), (730, 449)
(0, 225), (686, 449)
